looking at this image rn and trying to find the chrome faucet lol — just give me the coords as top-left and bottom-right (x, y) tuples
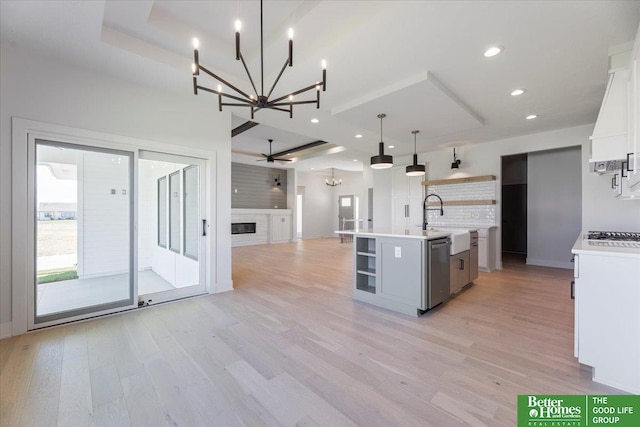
(423, 193), (444, 230)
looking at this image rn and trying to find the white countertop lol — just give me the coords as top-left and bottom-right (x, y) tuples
(427, 225), (496, 230)
(335, 228), (453, 240)
(232, 208), (292, 215)
(572, 235), (640, 258)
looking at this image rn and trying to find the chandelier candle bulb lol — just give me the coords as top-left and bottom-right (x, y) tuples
(288, 28), (294, 66)
(192, 38), (199, 74)
(322, 60), (327, 91)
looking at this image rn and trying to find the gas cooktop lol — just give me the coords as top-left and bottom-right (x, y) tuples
(585, 231), (640, 242)
(584, 231), (640, 247)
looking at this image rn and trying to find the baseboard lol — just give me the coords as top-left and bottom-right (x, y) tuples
(213, 280), (234, 294)
(526, 258), (573, 269)
(0, 321), (13, 339)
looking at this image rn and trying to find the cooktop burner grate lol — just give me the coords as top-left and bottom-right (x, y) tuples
(585, 231), (640, 243)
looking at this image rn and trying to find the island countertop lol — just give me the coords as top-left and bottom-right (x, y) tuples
(335, 228), (452, 240)
(571, 234), (640, 258)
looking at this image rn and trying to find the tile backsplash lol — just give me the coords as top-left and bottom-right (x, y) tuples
(426, 181), (497, 227)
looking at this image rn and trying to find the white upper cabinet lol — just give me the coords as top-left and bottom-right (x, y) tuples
(628, 26), (640, 192)
(590, 67), (629, 162)
(391, 168), (424, 230)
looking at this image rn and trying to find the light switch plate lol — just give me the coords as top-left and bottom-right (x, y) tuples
(395, 246), (401, 258)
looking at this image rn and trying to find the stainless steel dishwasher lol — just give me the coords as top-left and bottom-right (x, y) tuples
(425, 237), (451, 309)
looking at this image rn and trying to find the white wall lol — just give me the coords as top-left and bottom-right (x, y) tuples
(296, 171), (336, 239)
(373, 124), (640, 267)
(295, 170), (366, 239)
(0, 44), (232, 331)
(527, 147), (582, 268)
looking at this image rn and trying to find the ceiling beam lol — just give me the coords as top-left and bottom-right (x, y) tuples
(271, 140), (328, 157)
(231, 121), (259, 137)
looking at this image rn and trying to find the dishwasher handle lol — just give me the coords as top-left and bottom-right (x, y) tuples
(429, 238), (450, 249)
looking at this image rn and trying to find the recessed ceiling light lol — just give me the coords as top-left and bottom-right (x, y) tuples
(510, 89), (526, 96)
(484, 46), (503, 58)
(526, 114), (538, 120)
(388, 145), (394, 149)
(310, 118), (319, 123)
(353, 159), (358, 162)
(355, 134), (363, 138)
(311, 167), (315, 170)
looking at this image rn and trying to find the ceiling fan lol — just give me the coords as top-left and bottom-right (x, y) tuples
(258, 139), (292, 163)
(232, 139), (329, 163)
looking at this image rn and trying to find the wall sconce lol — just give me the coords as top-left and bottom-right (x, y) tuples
(274, 175), (282, 187)
(451, 148), (461, 169)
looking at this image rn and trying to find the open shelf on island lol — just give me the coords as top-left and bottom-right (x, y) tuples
(356, 274), (376, 293)
(356, 237), (376, 255)
(355, 236), (377, 294)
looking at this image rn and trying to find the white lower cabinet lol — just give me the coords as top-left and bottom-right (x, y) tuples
(573, 251), (640, 393)
(271, 214), (292, 243)
(477, 227), (497, 271)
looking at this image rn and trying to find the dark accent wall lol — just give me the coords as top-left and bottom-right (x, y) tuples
(231, 162), (288, 209)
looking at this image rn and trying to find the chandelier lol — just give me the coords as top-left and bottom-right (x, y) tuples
(326, 168), (342, 187)
(191, 0), (327, 119)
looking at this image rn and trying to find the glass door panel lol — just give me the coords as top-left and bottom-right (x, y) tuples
(34, 140), (134, 324)
(138, 152), (206, 303)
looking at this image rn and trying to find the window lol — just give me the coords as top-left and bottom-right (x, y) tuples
(157, 176), (167, 248)
(183, 165), (199, 260)
(169, 171), (180, 253)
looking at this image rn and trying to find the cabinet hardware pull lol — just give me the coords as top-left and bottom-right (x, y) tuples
(570, 280), (575, 300)
(627, 153), (635, 172)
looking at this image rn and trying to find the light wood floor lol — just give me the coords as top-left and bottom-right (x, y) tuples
(1, 238), (618, 426)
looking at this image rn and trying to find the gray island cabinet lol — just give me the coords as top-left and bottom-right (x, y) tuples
(348, 230), (452, 317)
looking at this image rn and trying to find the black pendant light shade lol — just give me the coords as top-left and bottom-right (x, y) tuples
(370, 113), (393, 169)
(406, 130), (425, 176)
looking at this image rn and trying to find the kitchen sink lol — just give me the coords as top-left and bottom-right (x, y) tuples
(427, 228), (470, 254)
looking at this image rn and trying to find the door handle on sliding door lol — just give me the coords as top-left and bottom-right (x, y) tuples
(202, 219), (207, 236)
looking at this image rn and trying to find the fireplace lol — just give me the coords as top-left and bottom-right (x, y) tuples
(231, 222), (256, 234)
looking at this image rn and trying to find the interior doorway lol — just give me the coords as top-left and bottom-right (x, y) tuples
(500, 147), (582, 270)
(501, 154), (528, 265)
(296, 193), (303, 239)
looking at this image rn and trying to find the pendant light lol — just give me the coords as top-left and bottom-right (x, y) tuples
(406, 130), (426, 176)
(370, 113), (393, 169)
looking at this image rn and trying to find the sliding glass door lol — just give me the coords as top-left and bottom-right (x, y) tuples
(32, 139), (135, 326)
(137, 151), (207, 304)
(29, 139), (209, 329)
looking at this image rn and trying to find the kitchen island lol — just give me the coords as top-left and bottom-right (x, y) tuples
(339, 229), (460, 317)
(572, 235), (640, 394)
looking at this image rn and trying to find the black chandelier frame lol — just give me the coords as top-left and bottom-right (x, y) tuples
(191, 0), (326, 118)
